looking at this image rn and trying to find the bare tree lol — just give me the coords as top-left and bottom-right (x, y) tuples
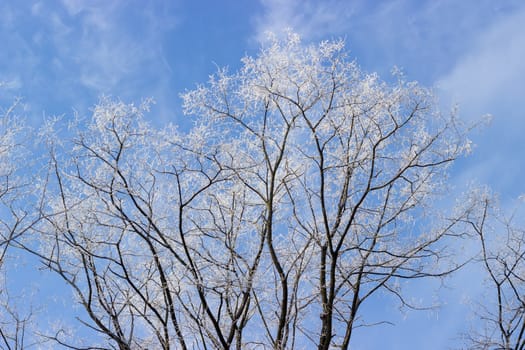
(463, 192), (525, 350)
(0, 276), (36, 350)
(29, 99), (263, 349)
(0, 96), (35, 350)
(0, 97), (24, 264)
(30, 33), (474, 349)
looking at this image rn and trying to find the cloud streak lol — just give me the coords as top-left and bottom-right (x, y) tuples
(438, 4), (525, 196)
(438, 6), (525, 119)
(254, 0), (524, 82)
(1, 1), (179, 121)
(254, 0), (359, 42)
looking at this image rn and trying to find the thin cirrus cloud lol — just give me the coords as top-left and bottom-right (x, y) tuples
(2, 1), (176, 119)
(438, 5), (525, 197)
(44, 1), (172, 94)
(253, 0), (359, 42)
(254, 0), (524, 83)
(438, 5), (525, 120)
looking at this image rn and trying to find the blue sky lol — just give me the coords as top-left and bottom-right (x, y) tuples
(2, 0), (525, 348)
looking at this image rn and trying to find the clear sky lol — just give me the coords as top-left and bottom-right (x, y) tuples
(2, 0), (525, 348)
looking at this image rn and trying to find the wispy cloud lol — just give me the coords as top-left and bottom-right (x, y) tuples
(50, 1), (174, 93)
(253, 0), (359, 42)
(438, 6), (525, 119)
(1, 1), (179, 120)
(438, 5), (525, 196)
(254, 0), (524, 82)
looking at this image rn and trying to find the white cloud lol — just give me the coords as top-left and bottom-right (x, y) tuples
(254, 0), (524, 82)
(60, 0), (89, 16)
(438, 7), (525, 119)
(254, 0), (359, 42)
(2, 77), (22, 90)
(26, 2), (176, 104)
(437, 5), (525, 196)
(50, 3), (143, 92)
(0, 1), (182, 124)
(0, 3), (15, 29)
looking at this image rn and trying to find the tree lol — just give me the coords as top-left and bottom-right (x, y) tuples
(0, 97), (24, 266)
(29, 33), (473, 349)
(0, 96), (34, 350)
(464, 191), (525, 350)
